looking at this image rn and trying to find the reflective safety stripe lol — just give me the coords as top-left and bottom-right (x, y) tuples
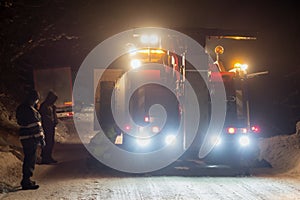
(19, 132), (44, 140)
(19, 122), (42, 128)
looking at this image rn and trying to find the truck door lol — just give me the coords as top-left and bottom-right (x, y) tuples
(97, 81), (115, 129)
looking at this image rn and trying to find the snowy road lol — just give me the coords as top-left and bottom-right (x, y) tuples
(2, 141), (300, 200)
(3, 175), (300, 200)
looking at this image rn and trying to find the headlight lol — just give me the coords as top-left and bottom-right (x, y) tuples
(239, 135), (250, 146)
(165, 135), (176, 145)
(136, 138), (151, 147)
(130, 59), (142, 69)
(140, 34), (159, 45)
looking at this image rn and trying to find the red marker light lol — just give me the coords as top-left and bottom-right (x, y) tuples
(251, 125), (260, 133)
(67, 112), (74, 117)
(125, 125), (131, 131)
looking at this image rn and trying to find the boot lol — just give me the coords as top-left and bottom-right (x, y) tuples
(29, 179), (36, 185)
(49, 157), (58, 163)
(21, 179), (39, 190)
(41, 157), (58, 164)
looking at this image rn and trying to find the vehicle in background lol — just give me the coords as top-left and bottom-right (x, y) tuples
(33, 67), (74, 119)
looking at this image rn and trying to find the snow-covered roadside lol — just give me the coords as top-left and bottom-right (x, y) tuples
(258, 132), (300, 177)
(0, 152), (22, 191)
(0, 94), (23, 192)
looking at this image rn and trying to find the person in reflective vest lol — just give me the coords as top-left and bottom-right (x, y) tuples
(16, 89), (45, 190)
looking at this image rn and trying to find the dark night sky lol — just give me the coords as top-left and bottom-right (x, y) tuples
(1, 0), (299, 135)
(71, 0), (299, 73)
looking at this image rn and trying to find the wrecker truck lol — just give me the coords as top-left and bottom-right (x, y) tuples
(204, 44), (264, 165)
(94, 29), (266, 166)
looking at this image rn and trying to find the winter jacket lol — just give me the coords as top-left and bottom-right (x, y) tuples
(39, 91), (58, 132)
(16, 103), (44, 139)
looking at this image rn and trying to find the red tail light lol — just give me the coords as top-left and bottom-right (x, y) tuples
(144, 116), (150, 122)
(67, 112), (74, 117)
(251, 125), (260, 133)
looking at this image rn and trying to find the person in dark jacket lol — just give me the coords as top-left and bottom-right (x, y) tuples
(16, 89), (45, 190)
(39, 91), (58, 164)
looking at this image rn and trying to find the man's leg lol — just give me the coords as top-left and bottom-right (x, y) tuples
(49, 129), (56, 161)
(41, 129), (57, 163)
(21, 139), (39, 190)
(41, 131), (51, 161)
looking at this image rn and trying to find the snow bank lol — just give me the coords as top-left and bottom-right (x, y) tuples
(258, 131), (300, 176)
(0, 152), (22, 187)
(55, 119), (71, 143)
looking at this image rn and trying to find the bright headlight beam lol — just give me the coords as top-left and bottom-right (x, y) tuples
(130, 59), (141, 69)
(140, 34), (159, 45)
(241, 64), (248, 71)
(140, 35), (149, 44)
(149, 35), (159, 44)
(239, 135), (250, 146)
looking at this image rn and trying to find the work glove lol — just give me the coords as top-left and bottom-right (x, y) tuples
(37, 132), (46, 147)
